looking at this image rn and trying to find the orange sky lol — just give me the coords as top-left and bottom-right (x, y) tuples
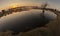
(0, 3), (41, 10)
(0, 0), (60, 10)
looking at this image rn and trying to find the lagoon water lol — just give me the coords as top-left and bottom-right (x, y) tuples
(0, 9), (57, 31)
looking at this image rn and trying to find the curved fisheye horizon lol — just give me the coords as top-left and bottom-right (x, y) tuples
(0, 0), (60, 36)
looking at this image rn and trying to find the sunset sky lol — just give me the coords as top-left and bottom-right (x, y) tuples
(0, 0), (60, 10)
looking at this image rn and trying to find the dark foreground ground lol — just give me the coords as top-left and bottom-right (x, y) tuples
(0, 16), (60, 36)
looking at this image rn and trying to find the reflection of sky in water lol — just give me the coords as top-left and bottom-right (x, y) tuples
(0, 10), (56, 27)
(0, 9), (57, 26)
